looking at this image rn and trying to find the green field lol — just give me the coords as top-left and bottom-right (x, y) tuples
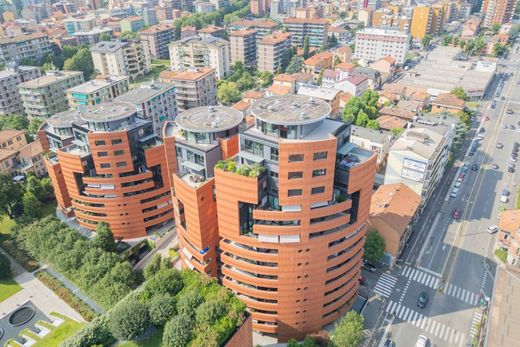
(0, 277), (22, 302)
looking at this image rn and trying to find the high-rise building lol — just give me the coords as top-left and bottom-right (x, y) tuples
(120, 16), (146, 33)
(39, 102), (174, 239)
(250, 0), (270, 16)
(283, 17), (328, 48)
(229, 19), (278, 39)
(357, 0), (380, 10)
(18, 70), (84, 118)
(0, 32), (52, 64)
(410, 5), (446, 39)
(482, 0), (516, 26)
(90, 41), (151, 80)
(169, 35), (230, 80)
(72, 27), (114, 45)
(166, 94), (376, 341)
(257, 32), (292, 73)
(142, 7), (159, 26)
(354, 28), (409, 64)
(63, 16), (97, 35)
(229, 29), (257, 68)
(66, 75), (130, 109)
(0, 65), (41, 116)
(140, 24), (174, 60)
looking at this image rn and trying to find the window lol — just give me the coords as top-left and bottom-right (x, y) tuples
(289, 154), (304, 162)
(100, 163), (110, 168)
(288, 171), (303, 179)
(116, 161), (127, 167)
(313, 169), (326, 177)
(288, 189), (302, 197)
(313, 151), (328, 160)
(114, 150), (124, 156)
(312, 186), (325, 194)
(270, 147), (279, 161)
(111, 139), (122, 145)
(95, 140), (105, 146)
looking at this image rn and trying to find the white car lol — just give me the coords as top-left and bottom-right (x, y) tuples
(500, 195), (509, 203)
(415, 335), (430, 347)
(450, 188), (459, 198)
(487, 225), (499, 234)
(454, 181), (462, 188)
(512, 157), (518, 162)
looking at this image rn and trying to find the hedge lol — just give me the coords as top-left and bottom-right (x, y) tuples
(0, 235), (39, 272)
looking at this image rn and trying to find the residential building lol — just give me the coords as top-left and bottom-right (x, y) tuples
(140, 24), (174, 60)
(497, 209), (520, 266)
(354, 28), (409, 65)
(195, 1), (216, 13)
(295, 3), (324, 19)
(169, 35), (230, 80)
(250, 0), (270, 16)
(194, 95), (375, 341)
(197, 26), (227, 39)
(18, 70), (84, 118)
(431, 93), (465, 114)
(283, 17), (328, 48)
(350, 125), (391, 170)
(159, 68), (217, 112)
(303, 52), (333, 82)
(73, 27), (114, 45)
(90, 40), (151, 80)
(357, 0), (381, 10)
(328, 26), (350, 44)
(257, 32), (292, 73)
(229, 19), (277, 39)
(0, 65), (41, 116)
(67, 75), (130, 109)
(0, 130), (46, 177)
(0, 32), (52, 64)
(335, 74), (368, 97)
(39, 102), (174, 239)
(142, 8), (159, 26)
(370, 56), (397, 78)
(229, 30), (257, 68)
(116, 81), (177, 136)
(482, 0), (515, 27)
(384, 125), (455, 211)
(410, 5), (446, 39)
(379, 100), (422, 122)
(297, 84), (341, 116)
(0, 130), (26, 150)
(64, 16), (97, 35)
(368, 183), (420, 265)
(120, 16), (145, 33)
(209, 0), (229, 10)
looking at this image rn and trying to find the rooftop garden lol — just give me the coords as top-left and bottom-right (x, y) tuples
(215, 158), (265, 178)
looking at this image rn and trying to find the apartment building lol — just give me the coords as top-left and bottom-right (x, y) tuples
(169, 35), (230, 80)
(116, 81), (177, 136)
(73, 27), (114, 45)
(90, 40), (151, 80)
(229, 29), (257, 68)
(257, 32), (292, 73)
(354, 28), (409, 64)
(497, 209), (520, 266)
(350, 125), (391, 170)
(0, 129), (47, 177)
(0, 32), (52, 64)
(166, 94), (376, 341)
(39, 102), (174, 239)
(283, 17), (328, 48)
(357, 0), (381, 10)
(0, 65), (41, 116)
(250, 0), (270, 16)
(482, 0), (516, 27)
(120, 16), (145, 33)
(18, 70), (84, 118)
(410, 5), (445, 39)
(160, 68), (217, 112)
(229, 19), (277, 39)
(140, 24), (174, 60)
(67, 75), (130, 109)
(371, 9), (411, 32)
(64, 16), (97, 34)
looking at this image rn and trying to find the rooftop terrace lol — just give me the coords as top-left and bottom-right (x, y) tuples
(251, 95), (331, 126)
(175, 106), (243, 133)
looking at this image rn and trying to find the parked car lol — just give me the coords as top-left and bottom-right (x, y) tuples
(501, 96), (506, 101)
(452, 209), (462, 219)
(358, 276), (366, 285)
(497, 142), (503, 149)
(484, 116), (490, 121)
(502, 189), (510, 197)
(454, 180), (462, 188)
(511, 156), (517, 162)
(362, 263), (377, 273)
(507, 108), (514, 114)
(417, 291), (429, 308)
(471, 164), (479, 171)
(510, 125), (516, 130)
(384, 339), (396, 347)
(492, 164), (499, 169)
(450, 188), (459, 198)
(487, 225), (499, 234)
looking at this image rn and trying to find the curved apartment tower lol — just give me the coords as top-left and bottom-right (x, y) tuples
(215, 95), (376, 341)
(39, 102), (173, 239)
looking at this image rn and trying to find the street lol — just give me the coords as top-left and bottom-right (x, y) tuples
(364, 42), (520, 347)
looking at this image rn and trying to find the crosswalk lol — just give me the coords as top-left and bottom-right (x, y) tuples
(508, 99), (520, 105)
(444, 283), (479, 306)
(373, 273), (398, 298)
(469, 311), (483, 339)
(386, 300), (466, 345)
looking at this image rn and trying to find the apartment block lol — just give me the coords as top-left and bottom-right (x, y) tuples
(63, 16), (97, 34)
(0, 129), (47, 177)
(18, 70), (84, 118)
(159, 68), (217, 112)
(250, 0), (270, 16)
(116, 81), (177, 136)
(354, 28), (409, 65)
(229, 29), (257, 68)
(257, 32), (292, 73)
(482, 0), (516, 27)
(73, 27), (114, 45)
(229, 19), (277, 39)
(169, 35), (230, 80)
(140, 24), (174, 60)
(410, 5), (445, 39)
(357, 0), (381, 10)
(39, 102), (174, 239)
(0, 32), (52, 64)
(166, 94), (376, 341)
(283, 17), (328, 48)
(0, 65), (41, 116)
(120, 16), (145, 33)
(90, 40), (151, 80)
(67, 75), (130, 109)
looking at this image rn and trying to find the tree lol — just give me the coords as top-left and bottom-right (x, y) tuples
(421, 34), (432, 49)
(441, 34), (452, 46)
(279, 47), (295, 73)
(163, 314), (193, 347)
(0, 252), (11, 279)
(286, 56), (304, 74)
(288, 339), (299, 347)
(108, 299), (150, 340)
(195, 300), (227, 325)
(494, 43), (507, 57)
(120, 31), (140, 40)
(328, 33), (338, 48)
(0, 114), (29, 130)
(99, 32), (113, 42)
(451, 87), (468, 101)
(217, 81), (241, 105)
(317, 69), (324, 85)
(176, 289), (203, 317)
(92, 222), (117, 252)
(42, 62), (57, 73)
(149, 294), (177, 326)
(355, 110), (369, 127)
(64, 47), (94, 80)
(364, 229), (386, 263)
(491, 23), (501, 34)
(302, 336), (317, 347)
(141, 268), (184, 300)
(257, 71), (273, 87)
(330, 311), (364, 347)
(25, 176), (43, 200)
(0, 174), (24, 219)
(23, 192), (43, 220)
(390, 127), (404, 137)
(144, 253), (163, 280)
(365, 119), (380, 130)
(473, 36), (485, 55)
(27, 117), (44, 135)
(303, 35), (310, 59)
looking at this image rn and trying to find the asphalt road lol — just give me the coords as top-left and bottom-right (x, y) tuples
(366, 43), (520, 347)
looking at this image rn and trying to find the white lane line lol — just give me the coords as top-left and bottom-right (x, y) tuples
(402, 307), (410, 321)
(429, 321), (438, 335)
(433, 278), (439, 289)
(439, 325), (447, 340)
(449, 328), (456, 344)
(418, 272), (425, 284)
(434, 321), (441, 336)
(412, 270), (420, 281)
(420, 315), (427, 330)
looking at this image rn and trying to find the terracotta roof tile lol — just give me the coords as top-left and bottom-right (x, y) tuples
(432, 93), (465, 109)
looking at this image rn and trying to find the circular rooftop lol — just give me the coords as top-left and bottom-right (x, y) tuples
(80, 101), (137, 122)
(251, 95), (331, 126)
(175, 106), (243, 133)
(47, 109), (82, 128)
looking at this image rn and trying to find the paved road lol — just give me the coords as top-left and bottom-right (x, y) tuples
(365, 43), (520, 347)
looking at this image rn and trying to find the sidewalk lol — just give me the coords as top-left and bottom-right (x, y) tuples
(133, 228), (178, 270)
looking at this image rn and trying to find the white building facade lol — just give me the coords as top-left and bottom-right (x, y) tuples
(354, 28), (409, 65)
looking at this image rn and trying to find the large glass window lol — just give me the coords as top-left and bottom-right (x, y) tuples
(244, 139), (264, 157)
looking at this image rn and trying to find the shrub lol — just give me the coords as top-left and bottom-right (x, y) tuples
(143, 253), (163, 280)
(495, 249), (508, 263)
(176, 289), (203, 318)
(61, 315), (114, 347)
(149, 294), (177, 326)
(163, 314), (193, 347)
(0, 252), (11, 279)
(141, 268), (184, 300)
(195, 300), (227, 325)
(108, 298), (150, 340)
(0, 236), (38, 272)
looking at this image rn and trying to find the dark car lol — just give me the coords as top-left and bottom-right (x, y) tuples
(497, 142), (503, 149)
(471, 164), (478, 171)
(452, 209), (462, 219)
(513, 147), (519, 153)
(502, 189), (510, 197)
(384, 339), (397, 347)
(501, 96), (506, 101)
(510, 125), (516, 130)
(417, 291), (429, 308)
(362, 263), (377, 273)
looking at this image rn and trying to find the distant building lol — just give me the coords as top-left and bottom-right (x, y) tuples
(0, 129), (46, 177)
(64, 16), (97, 35)
(303, 52), (333, 82)
(120, 16), (145, 33)
(197, 26), (226, 39)
(431, 93), (465, 114)
(354, 28), (409, 65)
(410, 5), (446, 39)
(482, 0), (515, 27)
(250, 0), (270, 16)
(67, 75), (130, 109)
(90, 41), (151, 80)
(140, 24), (174, 60)
(229, 19), (277, 39)
(0, 32), (52, 64)
(194, 1), (216, 13)
(73, 27), (114, 45)
(497, 209), (520, 266)
(283, 17), (328, 48)
(229, 30), (257, 68)
(142, 8), (159, 26)
(257, 32), (292, 73)
(19, 70), (84, 118)
(297, 84), (341, 116)
(0, 65), (41, 116)
(357, 0), (381, 10)
(350, 125), (392, 170)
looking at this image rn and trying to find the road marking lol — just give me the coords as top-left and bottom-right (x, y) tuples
(373, 273), (398, 298)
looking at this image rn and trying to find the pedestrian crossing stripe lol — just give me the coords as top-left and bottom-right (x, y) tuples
(469, 311), (483, 338)
(373, 273), (398, 298)
(386, 300), (466, 345)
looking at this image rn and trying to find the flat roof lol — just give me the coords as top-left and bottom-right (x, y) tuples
(116, 81), (174, 104)
(47, 109), (84, 128)
(251, 95), (331, 126)
(80, 101), (137, 122)
(67, 75), (128, 94)
(19, 70), (82, 89)
(175, 106), (243, 133)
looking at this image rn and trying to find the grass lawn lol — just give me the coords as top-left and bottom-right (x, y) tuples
(0, 277), (22, 302)
(130, 64), (168, 87)
(32, 316), (84, 347)
(0, 215), (16, 234)
(117, 328), (163, 347)
(151, 59), (170, 65)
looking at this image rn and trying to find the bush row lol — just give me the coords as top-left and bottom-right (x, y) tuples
(0, 235), (39, 272)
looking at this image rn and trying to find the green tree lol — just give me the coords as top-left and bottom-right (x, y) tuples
(279, 47), (295, 73)
(288, 339), (299, 347)
(330, 311), (364, 347)
(120, 31), (140, 40)
(23, 192), (43, 219)
(421, 34), (433, 49)
(0, 252), (12, 279)
(364, 229), (386, 263)
(144, 253), (164, 280)
(302, 336), (317, 347)
(64, 47), (94, 80)
(317, 69), (324, 85)
(491, 23), (501, 34)
(98, 32), (113, 42)
(473, 36), (485, 55)
(42, 62), (58, 73)
(303, 35), (310, 59)
(195, 300), (227, 325)
(328, 33), (338, 48)
(27, 117), (44, 135)
(390, 127), (404, 137)
(355, 110), (369, 127)
(141, 268), (184, 300)
(108, 299), (150, 340)
(149, 294), (177, 326)
(0, 114), (29, 130)
(451, 87), (468, 101)
(163, 314), (193, 347)
(176, 289), (203, 317)
(257, 71), (273, 87)
(0, 174), (23, 219)
(92, 222), (116, 252)
(493, 43), (507, 57)
(217, 81), (241, 105)
(441, 34), (453, 46)
(286, 56), (304, 74)
(365, 119), (380, 130)
(25, 175), (43, 200)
